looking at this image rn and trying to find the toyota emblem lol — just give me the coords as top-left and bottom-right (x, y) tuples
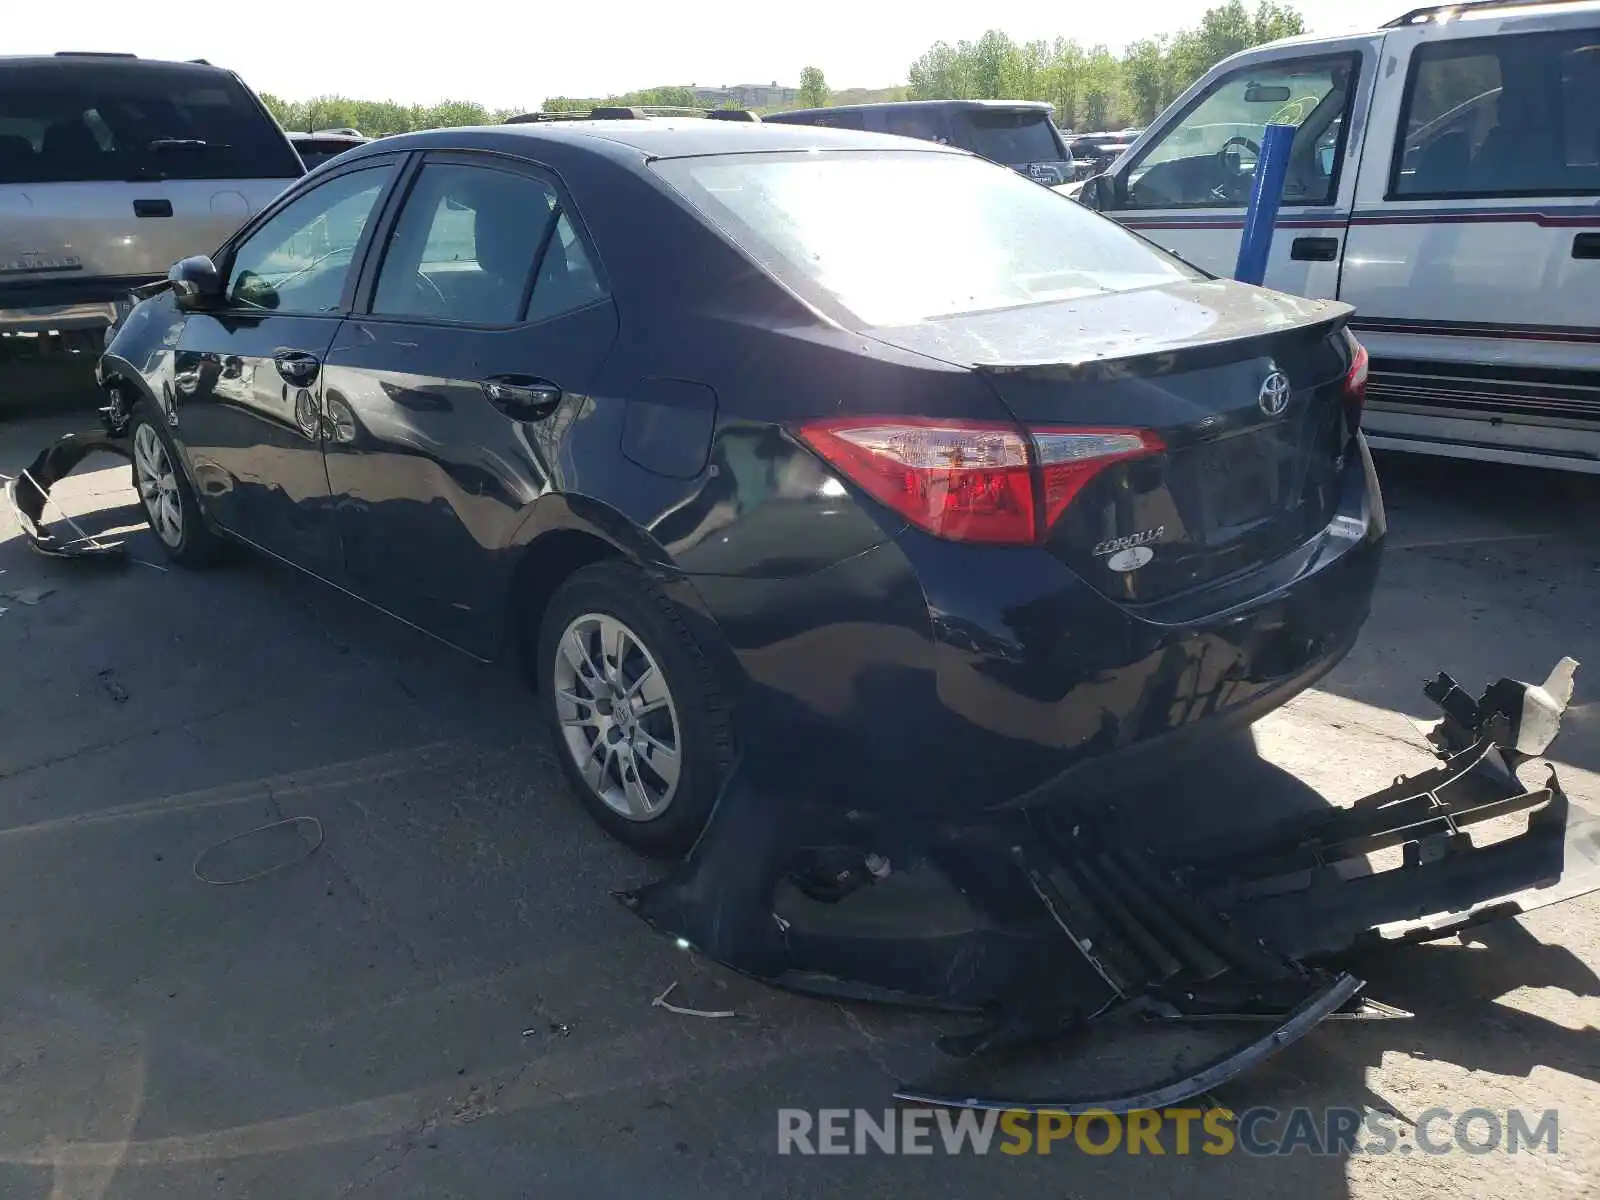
(1258, 371), (1292, 417)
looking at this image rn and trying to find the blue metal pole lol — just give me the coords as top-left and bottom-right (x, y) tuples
(1233, 122), (1297, 286)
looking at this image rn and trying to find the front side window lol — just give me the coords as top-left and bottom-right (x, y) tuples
(226, 165), (393, 314)
(653, 150), (1199, 328)
(1121, 55), (1357, 209)
(1392, 31), (1600, 198)
(372, 162), (603, 325)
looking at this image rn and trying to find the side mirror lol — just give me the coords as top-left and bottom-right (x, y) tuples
(1078, 173), (1117, 212)
(168, 255), (224, 310)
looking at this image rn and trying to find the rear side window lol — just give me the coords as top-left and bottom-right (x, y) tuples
(1393, 31), (1600, 198)
(0, 65), (301, 184)
(372, 161), (605, 326)
(795, 111), (867, 130)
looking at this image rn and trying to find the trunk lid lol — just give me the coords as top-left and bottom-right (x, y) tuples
(865, 280), (1357, 602)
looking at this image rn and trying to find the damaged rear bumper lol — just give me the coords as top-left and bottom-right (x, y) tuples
(5, 429), (130, 558)
(626, 657), (1596, 1111)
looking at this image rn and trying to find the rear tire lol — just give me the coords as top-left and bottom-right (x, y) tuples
(128, 399), (231, 566)
(536, 560), (734, 857)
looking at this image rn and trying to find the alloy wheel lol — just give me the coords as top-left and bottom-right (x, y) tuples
(133, 423), (183, 548)
(551, 612), (683, 821)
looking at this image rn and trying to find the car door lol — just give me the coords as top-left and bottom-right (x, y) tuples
(319, 151), (618, 652)
(171, 158), (400, 580)
(1339, 13), (1600, 462)
(1095, 38), (1380, 298)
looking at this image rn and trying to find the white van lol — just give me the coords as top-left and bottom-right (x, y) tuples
(1076, 0), (1600, 473)
(1, 53), (303, 353)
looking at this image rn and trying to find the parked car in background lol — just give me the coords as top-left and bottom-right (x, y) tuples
(765, 100), (1081, 184)
(289, 129), (371, 170)
(95, 119), (1380, 857)
(1075, 0), (1600, 473)
(1070, 130), (1143, 177)
(0, 53), (304, 356)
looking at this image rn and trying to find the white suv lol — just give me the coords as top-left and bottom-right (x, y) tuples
(1, 53), (303, 352)
(1078, 0), (1600, 473)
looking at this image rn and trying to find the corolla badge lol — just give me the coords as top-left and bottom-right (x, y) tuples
(1258, 371), (1292, 417)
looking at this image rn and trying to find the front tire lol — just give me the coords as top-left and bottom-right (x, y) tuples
(536, 561), (734, 857)
(128, 400), (230, 566)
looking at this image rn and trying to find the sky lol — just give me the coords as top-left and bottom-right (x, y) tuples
(10, 0), (1409, 111)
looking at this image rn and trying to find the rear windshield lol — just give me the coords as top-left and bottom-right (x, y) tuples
(653, 151), (1199, 327)
(948, 110), (1065, 163)
(0, 67), (302, 184)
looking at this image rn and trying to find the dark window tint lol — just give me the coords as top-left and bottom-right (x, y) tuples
(373, 162), (603, 325)
(227, 165), (392, 314)
(524, 212), (606, 322)
(0, 65), (302, 183)
(878, 110), (945, 143)
(293, 138), (364, 170)
(808, 111), (867, 130)
(948, 110), (1063, 163)
(1394, 32), (1600, 197)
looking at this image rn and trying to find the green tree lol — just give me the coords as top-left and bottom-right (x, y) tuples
(903, 2), (1306, 131)
(908, 41), (976, 100)
(969, 30), (1015, 99)
(799, 66), (829, 108)
(1123, 36), (1179, 124)
(1171, 1), (1307, 84)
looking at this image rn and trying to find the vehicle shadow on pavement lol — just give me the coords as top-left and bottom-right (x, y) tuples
(0, 430), (1592, 1198)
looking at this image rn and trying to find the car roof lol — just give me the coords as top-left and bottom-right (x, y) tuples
(1214, 0), (1600, 54)
(772, 99), (1055, 120)
(353, 119), (968, 164)
(0, 54), (237, 79)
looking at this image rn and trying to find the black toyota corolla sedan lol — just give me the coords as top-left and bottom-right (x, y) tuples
(97, 118), (1383, 856)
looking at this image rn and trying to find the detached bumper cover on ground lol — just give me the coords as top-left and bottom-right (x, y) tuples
(626, 657), (1597, 1111)
(5, 429), (130, 559)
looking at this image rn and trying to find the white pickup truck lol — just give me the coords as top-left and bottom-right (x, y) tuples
(1076, 0), (1600, 473)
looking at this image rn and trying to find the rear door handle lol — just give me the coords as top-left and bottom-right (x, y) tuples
(1290, 236), (1340, 262)
(1572, 232), (1600, 260)
(133, 198), (173, 218)
(482, 375), (562, 421)
(273, 350), (321, 386)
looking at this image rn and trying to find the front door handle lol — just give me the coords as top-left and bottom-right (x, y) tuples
(273, 350), (321, 386)
(1290, 236), (1340, 262)
(482, 375), (562, 421)
(1573, 232), (1600, 260)
(133, 198), (173, 218)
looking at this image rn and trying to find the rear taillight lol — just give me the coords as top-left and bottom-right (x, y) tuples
(1343, 330), (1369, 425)
(795, 417), (1162, 546)
(1033, 428), (1165, 529)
